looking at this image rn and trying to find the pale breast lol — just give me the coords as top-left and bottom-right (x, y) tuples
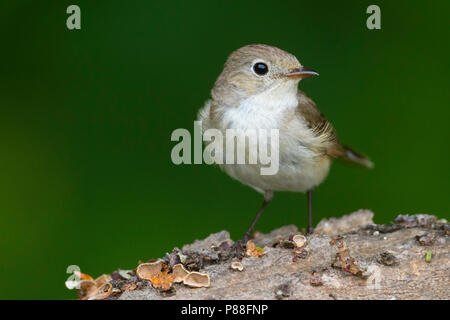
(198, 88), (332, 193)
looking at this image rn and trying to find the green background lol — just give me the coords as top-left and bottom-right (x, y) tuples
(0, 0), (448, 299)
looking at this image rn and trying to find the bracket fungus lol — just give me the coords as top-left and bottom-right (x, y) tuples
(292, 234), (307, 248)
(230, 261), (244, 271)
(183, 271), (210, 288)
(136, 260), (174, 291)
(172, 264), (189, 283)
(136, 260), (164, 279)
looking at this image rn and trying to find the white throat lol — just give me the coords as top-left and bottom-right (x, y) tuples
(222, 81), (299, 130)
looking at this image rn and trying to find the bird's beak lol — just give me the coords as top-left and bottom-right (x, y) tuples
(283, 67), (319, 79)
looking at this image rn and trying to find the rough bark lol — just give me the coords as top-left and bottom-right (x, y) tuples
(110, 211), (449, 300)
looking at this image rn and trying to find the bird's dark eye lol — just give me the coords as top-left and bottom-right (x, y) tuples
(253, 62), (269, 75)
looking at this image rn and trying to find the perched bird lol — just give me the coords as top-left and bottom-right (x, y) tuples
(198, 44), (372, 245)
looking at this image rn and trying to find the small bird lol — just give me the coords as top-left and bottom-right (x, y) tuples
(198, 44), (372, 245)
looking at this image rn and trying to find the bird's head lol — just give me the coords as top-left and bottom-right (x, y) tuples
(211, 44), (318, 106)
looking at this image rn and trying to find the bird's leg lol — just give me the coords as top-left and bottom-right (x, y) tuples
(307, 190), (314, 234)
(243, 197), (272, 242)
(234, 191), (273, 257)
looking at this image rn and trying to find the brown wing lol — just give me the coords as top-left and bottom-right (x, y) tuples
(295, 90), (344, 158)
(295, 91), (373, 168)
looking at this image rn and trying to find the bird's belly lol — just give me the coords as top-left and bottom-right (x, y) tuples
(219, 145), (331, 193)
(205, 98), (332, 193)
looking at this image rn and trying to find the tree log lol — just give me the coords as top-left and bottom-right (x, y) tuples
(109, 211), (449, 300)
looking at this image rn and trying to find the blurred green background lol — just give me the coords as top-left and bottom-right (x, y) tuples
(0, 0), (448, 299)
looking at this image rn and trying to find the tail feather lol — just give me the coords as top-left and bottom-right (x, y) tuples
(342, 146), (374, 169)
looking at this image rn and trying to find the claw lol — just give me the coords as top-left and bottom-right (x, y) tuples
(232, 239), (248, 259)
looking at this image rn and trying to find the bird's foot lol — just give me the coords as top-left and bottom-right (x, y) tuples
(233, 235), (250, 259)
(306, 226), (315, 236)
(306, 227), (314, 236)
